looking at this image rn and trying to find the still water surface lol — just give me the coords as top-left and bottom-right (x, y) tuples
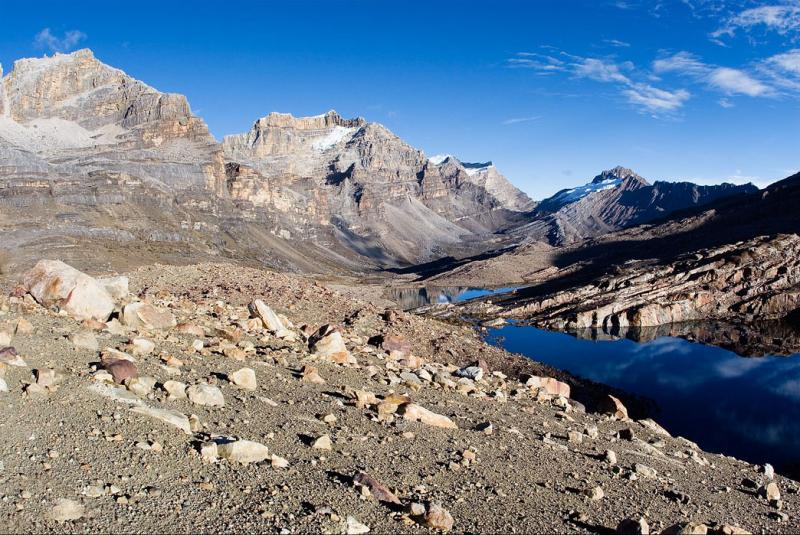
(392, 285), (800, 475)
(488, 324), (800, 475)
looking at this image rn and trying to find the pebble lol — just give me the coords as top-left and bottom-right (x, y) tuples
(585, 486), (604, 501)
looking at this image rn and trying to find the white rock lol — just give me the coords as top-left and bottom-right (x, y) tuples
(130, 405), (191, 434)
(70, 331), (98, 351)
(50, 498), (84, 523)
(126, 376), (156, 397)
(346, 516), (370, 534)
(216, 439), (270, 464)
(187, 383), (225, 407)
(250, 299), (289, 336)
(0, 377), (7, 393)
(96, 275), (129, 300)
(24, 260), (115, 321)
(229, 368), (257, 390)
(131, 338), (155, 356)
(122, 302), (176, 330)
(162, 380), (187, 399)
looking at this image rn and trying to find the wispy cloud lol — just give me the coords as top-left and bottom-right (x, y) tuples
(712, 5), (800, 41)
(708, 67), (771, 96)
(33, 28), (87, 53)
(502, 115), (541, 125)
(507, 51), (690, 115)
(603, 38), (631, 48)
(653, 51), (774, 97)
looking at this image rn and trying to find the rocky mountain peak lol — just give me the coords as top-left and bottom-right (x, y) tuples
(255, 110), (366, 130)
(591, 166), (648, 186)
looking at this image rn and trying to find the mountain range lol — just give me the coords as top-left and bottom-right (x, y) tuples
(0, 49), (759, 274)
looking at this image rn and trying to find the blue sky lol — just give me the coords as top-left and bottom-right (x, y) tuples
(1, 0), (799, 199)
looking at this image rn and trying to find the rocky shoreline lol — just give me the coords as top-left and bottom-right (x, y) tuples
(0, 261), (797, 533)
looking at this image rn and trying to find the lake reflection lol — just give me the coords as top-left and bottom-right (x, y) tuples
(486, 324), (800, 477)
(387, 286), (519, 310)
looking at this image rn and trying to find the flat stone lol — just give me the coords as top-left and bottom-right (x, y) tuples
(70, 331), (98, 351)
(122, 302), (176, 330)
(49, 498), (85, 523)
(346, 516), (370, 534)
(130, 405), (191, 434)
(398, 403), (457, 429)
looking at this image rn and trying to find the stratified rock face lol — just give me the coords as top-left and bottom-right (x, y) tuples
(0, 49), (224, 192)
(516, 166), (756, 245)
(500, 233), (800, 329)
(223, 114), (533, 262)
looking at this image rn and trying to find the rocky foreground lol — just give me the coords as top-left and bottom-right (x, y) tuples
(0, 262), (797, 534)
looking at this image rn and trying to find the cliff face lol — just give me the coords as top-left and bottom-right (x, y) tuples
(0, 50), (533, 272)
(222, 113), (533, 263)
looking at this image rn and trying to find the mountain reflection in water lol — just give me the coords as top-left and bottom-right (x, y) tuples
(486, 321), (800, 478)
(387, 286), (519, 310)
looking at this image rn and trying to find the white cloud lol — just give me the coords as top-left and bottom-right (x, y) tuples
(622, 84), (690, 112)
(718, 97), (734, 108)
(708, 67), (771, 96)
(502, 115), (541, 125)
(507, 51), (689, 116)
(574, 58), (632, 83)
(713, 5), (800, 39)
(654, 51), (775, 98)
(653, 51), (710, 76)
(34, 28), (87, 53)
(603, 39), (631, 48)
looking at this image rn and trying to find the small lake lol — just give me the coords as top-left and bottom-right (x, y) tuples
(485, 323), (800, 477)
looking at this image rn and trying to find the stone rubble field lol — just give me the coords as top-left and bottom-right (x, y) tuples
(0, 261), (797, 534)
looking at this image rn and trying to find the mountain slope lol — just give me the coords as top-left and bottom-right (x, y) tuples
(515, 166), (757, 245)
(0, 50), (532, 273)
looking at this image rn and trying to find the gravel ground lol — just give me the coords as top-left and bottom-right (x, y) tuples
(0, 262), (796, 534)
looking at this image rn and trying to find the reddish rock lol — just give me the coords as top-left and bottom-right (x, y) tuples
(104, 359), (138, 384)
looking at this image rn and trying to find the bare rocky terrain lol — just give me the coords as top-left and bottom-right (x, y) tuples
(0, 261), (797, 534)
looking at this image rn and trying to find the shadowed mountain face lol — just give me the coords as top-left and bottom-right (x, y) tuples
(514, 166), (757, 246)
(0, 49), (532, 273)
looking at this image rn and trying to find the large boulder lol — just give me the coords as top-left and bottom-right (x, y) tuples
(23, 260), (115, 321)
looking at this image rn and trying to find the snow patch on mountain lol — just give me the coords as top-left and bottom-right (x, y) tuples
(548, 177), (623, 204)
(428, 154), (452, 165)
(311, 126), (357, 151)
